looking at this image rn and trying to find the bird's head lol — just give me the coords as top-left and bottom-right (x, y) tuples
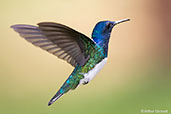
(92, 19), (130, 45)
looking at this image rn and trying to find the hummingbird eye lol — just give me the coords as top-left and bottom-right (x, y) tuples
(106, 23), (112, 30)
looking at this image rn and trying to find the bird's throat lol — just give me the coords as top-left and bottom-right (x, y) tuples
(93, 36), (110, 57)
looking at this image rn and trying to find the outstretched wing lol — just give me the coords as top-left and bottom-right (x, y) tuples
(11, 22), (95, 67)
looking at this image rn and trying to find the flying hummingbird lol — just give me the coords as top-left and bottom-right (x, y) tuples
(11, 19), (130, 106)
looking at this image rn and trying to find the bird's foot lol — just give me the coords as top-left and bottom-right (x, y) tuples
(83, 81), (89, 85)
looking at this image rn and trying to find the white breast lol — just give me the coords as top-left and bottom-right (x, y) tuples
(79, 58), (107, 85)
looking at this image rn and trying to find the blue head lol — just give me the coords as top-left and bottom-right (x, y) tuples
(92, 19), (130, 56)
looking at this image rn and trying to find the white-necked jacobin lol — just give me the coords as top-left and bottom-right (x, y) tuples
(11, 19), (130, 106)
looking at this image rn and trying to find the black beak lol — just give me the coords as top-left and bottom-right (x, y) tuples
(114, 19), (130, 25)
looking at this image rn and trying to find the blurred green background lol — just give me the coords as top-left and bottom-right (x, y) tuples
(0, 0), (171, 114)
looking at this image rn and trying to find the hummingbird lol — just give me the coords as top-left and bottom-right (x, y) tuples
(11, 19), (130, 106)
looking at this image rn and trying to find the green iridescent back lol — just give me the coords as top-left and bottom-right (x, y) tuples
(60, 43), (105, 91)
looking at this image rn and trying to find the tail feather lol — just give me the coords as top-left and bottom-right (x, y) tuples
(48, 74), (81, 106)
(48, 91), (63, 106)
(48, 77), (72, 106)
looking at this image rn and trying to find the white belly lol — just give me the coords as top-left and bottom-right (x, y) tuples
(79, 58), (107, 85)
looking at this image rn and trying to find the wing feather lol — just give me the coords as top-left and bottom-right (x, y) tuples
(11, 22), (95, 67)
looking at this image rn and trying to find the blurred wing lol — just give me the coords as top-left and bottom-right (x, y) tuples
(11, 22), (95, 67)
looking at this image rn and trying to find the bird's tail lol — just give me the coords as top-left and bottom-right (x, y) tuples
(48, 82), (69, 106)
(48, 69), (82, 106)
(48, 91), (63, 106)
(48, 74), (80, 106)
